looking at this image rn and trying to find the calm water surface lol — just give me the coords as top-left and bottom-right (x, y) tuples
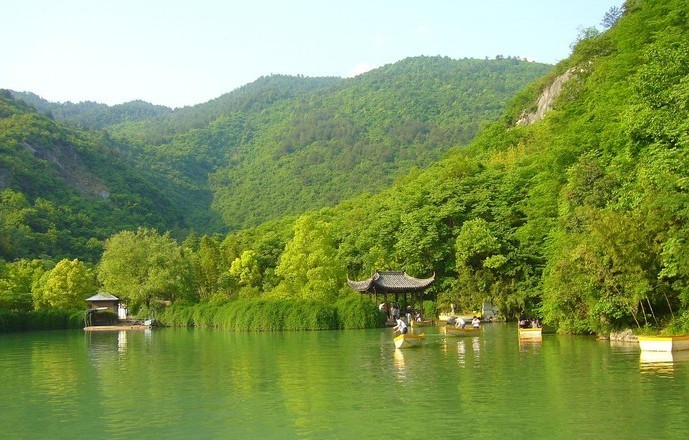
(1, 324), (688, 439)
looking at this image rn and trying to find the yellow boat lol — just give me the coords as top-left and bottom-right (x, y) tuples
(518, 327), (543, 338)
(394, 333), (425, 349)
(410, 319), (434, 327)
(441, 325), (481, 336)
(638, 335), (689, 352)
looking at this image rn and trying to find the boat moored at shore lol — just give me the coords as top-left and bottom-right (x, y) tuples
(638, 335), (689, 352)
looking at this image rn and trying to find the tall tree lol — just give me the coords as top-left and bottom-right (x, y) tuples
(274, 214), (345, 301)
(98, 228), (194, 311)
(32, 259), (98, 310)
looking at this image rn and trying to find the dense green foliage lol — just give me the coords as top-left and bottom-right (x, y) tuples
(0, 309), (84, 332)
(100, 60), (550, 230)
(205, 58), (551, 228)
(158, 294), (383, 331)
(3, 1), (689, 336)
(0, 91), (195, 261)
(3, 58), (547, 246)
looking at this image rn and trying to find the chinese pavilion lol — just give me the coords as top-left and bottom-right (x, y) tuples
(347, 270), (435, 307)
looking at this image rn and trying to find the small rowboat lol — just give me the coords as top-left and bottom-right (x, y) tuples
(638, 335), (689, 352)
(518, 327), (542, 338)
(441, 325), (481, 337)
(411, 319), (434, 327)
(394, 333), (425, 349)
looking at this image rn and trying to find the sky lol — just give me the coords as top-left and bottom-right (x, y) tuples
(2, 0), (621, 109)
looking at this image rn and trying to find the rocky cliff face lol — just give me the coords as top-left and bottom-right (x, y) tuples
(516, 68), (574, 126)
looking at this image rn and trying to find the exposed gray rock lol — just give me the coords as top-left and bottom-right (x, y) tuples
(516, 68), (574, 126)
(609, 329), (638, 342)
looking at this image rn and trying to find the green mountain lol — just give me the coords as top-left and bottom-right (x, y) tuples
(1, 57), (550, 261)
(107, 74), (341, 144)
(304, 0), (689, 334)
(113, 57), (552, 229)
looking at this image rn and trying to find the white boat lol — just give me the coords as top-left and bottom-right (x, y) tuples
(638, 335), (689, 352)
(394, 333), (425, 349)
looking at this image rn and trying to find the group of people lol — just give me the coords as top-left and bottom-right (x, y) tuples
(379, 302), (402, 322)
(518, 314), (541, 328)
(380, 303), (424, 323)
(447, 315), (481, 329)
(385, 303), (489, 335)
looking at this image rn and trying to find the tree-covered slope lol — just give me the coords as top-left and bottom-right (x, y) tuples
(160, 0), (687, 335)
(208, 57), (552, 229)
(108, 75), (341, 144)
(120, 57), (546, 230)
(8, 91), (172, 129)
(104, 58), (550, 231)
(0, 90), (193, 262)
(308, 0), (689, 334)
(3, 58), (550, 257)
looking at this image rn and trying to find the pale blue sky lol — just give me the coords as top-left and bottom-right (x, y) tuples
(2, 0), (621, 108)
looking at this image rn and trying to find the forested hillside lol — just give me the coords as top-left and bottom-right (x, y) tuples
(147, 0), (689, 335)
(106, 58), (551, 229)
(0, 90), (194, 262)
(0, 57), (549, 262)
(206, 57), (553, 228)
(5, 0), (688, 337)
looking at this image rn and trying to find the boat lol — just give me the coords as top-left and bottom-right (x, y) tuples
(518, 327), (543, 338)
(441, 325), (481, 336)
(638, 335), (689, 352)
(394, 333), (425, 349)
(410, 319), (434, 327)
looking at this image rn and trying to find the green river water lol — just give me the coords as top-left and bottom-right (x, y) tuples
(1, 323), (688, 439)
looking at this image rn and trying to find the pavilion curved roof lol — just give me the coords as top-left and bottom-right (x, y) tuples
(347, 271), (435, 293)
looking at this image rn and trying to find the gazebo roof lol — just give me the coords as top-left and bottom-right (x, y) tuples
(347, 271), (435, 293)
(86, 292), (119, 302)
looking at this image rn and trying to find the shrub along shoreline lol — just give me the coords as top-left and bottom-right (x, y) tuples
(0, 310), (84, 332)
(158, 295), (386, 331)
(0, 296), (386, 333)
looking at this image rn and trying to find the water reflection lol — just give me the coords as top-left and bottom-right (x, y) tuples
(472, 337), (480, 361)
(393, 349), (406, 378)
(456, 339), (466, 366)
(639, 350), (689, 376)
(117, 331), (127, 353)
(5, 326), (689, 439)
(519, 337), (542, 352)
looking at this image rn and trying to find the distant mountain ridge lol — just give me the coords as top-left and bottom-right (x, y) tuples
(8, 91), (172, 129)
